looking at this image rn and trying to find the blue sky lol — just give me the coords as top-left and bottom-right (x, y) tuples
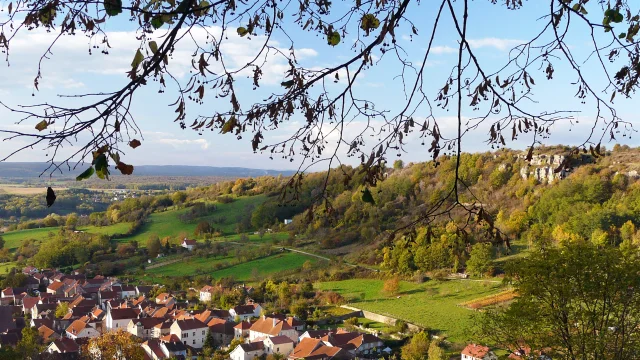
(0, 0), (637, 171)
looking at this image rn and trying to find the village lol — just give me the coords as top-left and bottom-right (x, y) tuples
(0, 266), (506, 360)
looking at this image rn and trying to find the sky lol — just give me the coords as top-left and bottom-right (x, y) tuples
(0, 0), (637, 172)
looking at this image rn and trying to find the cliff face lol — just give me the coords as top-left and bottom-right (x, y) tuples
(519, 154), (569, 183)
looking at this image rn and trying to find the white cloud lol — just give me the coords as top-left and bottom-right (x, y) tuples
(467, 38), (524, 51)
(0, 25), (320, 91)
(430, 45), (457, 54)
(156, 138), (210, 150)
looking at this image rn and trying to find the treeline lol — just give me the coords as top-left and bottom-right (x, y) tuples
(0, 188), (110, 220)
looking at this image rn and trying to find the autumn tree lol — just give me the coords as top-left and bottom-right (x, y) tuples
(383, 276), (400, 296)
(82, 330), (145, 360)
(480, 243), (640, 359)
(427, 339), (446, 360)
(146, 233), (162, 258)
(401, 331), (430, 360)
(1, 0), (638, 238)
(55, 302), (70, 318)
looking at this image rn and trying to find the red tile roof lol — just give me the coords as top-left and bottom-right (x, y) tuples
(462, 344), (491, 358)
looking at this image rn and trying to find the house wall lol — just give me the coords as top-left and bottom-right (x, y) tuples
(170, 323), (208, 348)
(106, 315), (134, 331)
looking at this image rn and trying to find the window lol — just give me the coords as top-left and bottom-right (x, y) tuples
(193, 339), (196, 345)
(202, 330), (205, 335)
(184, 333), (188, 338)
(193, 331), (195, 336)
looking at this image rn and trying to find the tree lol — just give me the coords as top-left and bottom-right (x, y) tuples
(480, 243), (640, 359)
(55, 302), (70, 318)
(147, 233), (162, 258)
(427, 339), (446, 360)
(401, 331), (430, 360)
(465, 243), (493, 277)
(203, 330), (216, 355)
(65, 213), (79, 230)
(16, 327), (42, 360)
(3, 0), (638, 237)
(194, 221), (213, 237)
(171, 191), (188, 205)
(82, 330), (145, 360)
(0, 236), (4, 250)
(393, 160), (404, 170)
(383, 276), (400, 296)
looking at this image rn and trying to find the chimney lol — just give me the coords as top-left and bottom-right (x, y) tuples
(272, 317), (277, 327)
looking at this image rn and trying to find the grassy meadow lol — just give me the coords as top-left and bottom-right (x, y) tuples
(316, 278), (505, 343)
(145, 255), (236, 276)
(118, 195), (267, 244)
(1, 222), (135, 250)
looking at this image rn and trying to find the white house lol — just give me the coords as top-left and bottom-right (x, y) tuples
(170, 319), (209, 348)
(66, 319), (101, 339)
(461, 344), (498, 360)
(284, 219), (293, 225)
(200, 285), (215, 302)
(230, 342), (265, 360)
(229, 303), (262, 321)
(264, 335), (295, 357)
(106, 307), (139, 331)
(181, 239), (197, 251)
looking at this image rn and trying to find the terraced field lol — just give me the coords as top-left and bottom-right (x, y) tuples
(316, 278), (505, 343)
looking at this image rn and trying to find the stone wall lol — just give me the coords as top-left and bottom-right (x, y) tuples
(340, 305), (422, 332)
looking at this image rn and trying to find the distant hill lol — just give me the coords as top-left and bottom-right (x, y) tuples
(0, 162), (296, 179)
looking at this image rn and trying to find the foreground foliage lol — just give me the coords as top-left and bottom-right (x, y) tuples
(480, 243), (640, 359)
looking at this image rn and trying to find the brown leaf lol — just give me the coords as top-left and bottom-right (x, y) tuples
(129, 139), (142, 148)
(35, 120), (48, 132)
(116, 162), (134, 175)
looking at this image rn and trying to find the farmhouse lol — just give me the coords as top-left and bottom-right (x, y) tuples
(461, 344), (498, 360)
(181, 238), (197, 251)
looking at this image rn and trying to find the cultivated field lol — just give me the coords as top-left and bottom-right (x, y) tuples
(0, 184), (68, 195)
(316, 278), (505, 343)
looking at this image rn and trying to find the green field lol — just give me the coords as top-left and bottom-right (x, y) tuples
(316, 279), (505, 343)
(146, 255), (235, 276)
(79, 222), (133, 235)
(1, 227), (58, 250)
(0, 261), (18, 274)
(118, 195), (267, 244)
(208, 252), (319, 281)
(1, 222), (135, 250)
